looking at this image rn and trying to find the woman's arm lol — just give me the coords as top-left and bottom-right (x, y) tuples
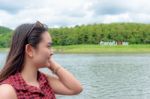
(46, 58), (83, 95)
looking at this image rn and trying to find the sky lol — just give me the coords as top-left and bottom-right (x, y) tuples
(0, 0), (150, 29)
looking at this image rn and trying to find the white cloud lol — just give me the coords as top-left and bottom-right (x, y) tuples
(0, 0), (150, 29)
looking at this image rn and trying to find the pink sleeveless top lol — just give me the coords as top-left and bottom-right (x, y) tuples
(0, 71), (56, 99)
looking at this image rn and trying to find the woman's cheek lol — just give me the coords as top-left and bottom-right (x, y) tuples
(44, 55), (51, 66)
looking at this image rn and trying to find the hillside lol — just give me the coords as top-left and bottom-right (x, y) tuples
(0, 26), (12, 34)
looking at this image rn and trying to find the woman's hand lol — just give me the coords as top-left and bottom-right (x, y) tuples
(47, 57), (62, 73)
(45, 57), (83, 95)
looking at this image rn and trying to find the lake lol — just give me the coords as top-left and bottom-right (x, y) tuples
(0, 52), (150, 99)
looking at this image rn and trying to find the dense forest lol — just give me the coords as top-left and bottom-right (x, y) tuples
(49, 23), (150, 45)
(0, 26), (12, 48)
(0, 23), (150, 48)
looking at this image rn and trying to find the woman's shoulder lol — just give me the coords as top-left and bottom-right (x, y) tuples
(0, 84), (17, 99)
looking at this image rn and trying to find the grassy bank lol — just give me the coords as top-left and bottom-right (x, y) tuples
(53, 44), (150, 53)
(0, 48), (9, 52)
(0, 44), (150, 53)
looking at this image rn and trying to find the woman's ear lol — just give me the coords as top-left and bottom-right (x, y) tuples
(25, 44), (33, 58)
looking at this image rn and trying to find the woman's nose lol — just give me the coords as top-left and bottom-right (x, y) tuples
(50, 53), (53, 56)
(50, 48), (54, 56)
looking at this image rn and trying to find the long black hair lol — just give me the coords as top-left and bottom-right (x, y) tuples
(0, 21), (48, 81)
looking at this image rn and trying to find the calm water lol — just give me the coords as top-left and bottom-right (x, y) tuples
(0, 52), (150, 99)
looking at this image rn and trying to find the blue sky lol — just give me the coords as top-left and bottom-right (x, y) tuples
(0, 0), (150, 29)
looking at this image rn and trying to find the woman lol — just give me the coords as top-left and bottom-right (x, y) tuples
(0, 21), (83, 99)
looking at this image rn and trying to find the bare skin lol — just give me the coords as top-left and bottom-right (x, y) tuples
(0, 31), (83, 99)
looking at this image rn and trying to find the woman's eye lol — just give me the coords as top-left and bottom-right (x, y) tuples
(47, 43), (53, 48)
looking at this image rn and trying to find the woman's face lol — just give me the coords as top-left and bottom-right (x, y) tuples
(32, 31), (53, 68)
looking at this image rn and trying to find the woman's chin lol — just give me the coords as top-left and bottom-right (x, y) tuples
(37, 62), (51, 68)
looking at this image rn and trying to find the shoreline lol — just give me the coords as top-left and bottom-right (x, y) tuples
(0, 44), (150, 54)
